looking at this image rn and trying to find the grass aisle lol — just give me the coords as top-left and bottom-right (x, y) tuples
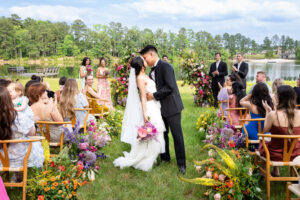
(77, 84), (208, 200)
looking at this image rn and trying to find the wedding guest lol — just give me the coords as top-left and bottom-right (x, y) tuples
(55, 76), (67, 103)
(232, 53), (249, 89)
(240, 82), (274, 140)
(79, 57), (92, 90)
(248, 71), (272, 94)
(30, 75), (54, 99)
(0, 86), (44, 168)
(293, 75), (300, 105)
(84, 75), (109, 114)
(227, 82), (246, 126)
(59, 79), (95, 127)
(162, 55), (169, 62)
(209, 52), (228, 108)
(96, 57), (114, 110)
(259, 85), (300, 177)
(271, 78), (284, 106)
(27, 83), (64, 142)
(0, 79), (12, 87)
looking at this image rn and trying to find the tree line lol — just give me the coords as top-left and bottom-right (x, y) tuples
(0, 14), (299, 61)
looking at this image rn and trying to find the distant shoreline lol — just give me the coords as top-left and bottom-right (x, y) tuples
(245, 58), (295, 63)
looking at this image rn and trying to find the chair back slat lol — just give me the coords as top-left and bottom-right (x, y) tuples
(0, 144), (9, 167)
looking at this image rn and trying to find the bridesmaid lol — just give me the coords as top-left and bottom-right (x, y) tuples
(79, 57), (93, 90)
(96, 57), (114, 110)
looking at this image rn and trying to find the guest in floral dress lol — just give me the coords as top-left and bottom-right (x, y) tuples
(96, 57), (114, 110)
(0, 86), (44, 168)
(79, 57), (93, 90)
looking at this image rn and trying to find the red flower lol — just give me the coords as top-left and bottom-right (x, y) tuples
(228, 140), (236, 148)
(50, 161), (55, 167)
(59, 165), (65, 171)
(226, 180), (234, 188)
(38, 195), (45, 200)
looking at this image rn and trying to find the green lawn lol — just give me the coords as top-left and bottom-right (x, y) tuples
(6, 78), (295, 199)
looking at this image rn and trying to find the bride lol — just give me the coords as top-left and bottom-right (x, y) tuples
(113, 56), (165, 171)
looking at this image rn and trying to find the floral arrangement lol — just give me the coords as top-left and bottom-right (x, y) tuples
(181, 58), (213, 107)
(85, 65), (93, 75)
(103, 110), (123, 136)
(27, 148), (88, 200)
(179, 144), (262, 200)
(110, 58), (131, 106)
(204, 123), (246, 149)
(195, 108), (219, 132)
(137, 122), (158, 142)
(64, 121), (109, 172)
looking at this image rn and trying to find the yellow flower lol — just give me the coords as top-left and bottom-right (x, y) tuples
(58, 190), (62, 194)
(50, 176), (56, 182)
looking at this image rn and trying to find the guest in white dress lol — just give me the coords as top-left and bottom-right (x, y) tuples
(79, 57), (93, 90)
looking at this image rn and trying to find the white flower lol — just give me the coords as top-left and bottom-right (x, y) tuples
(88, 170), (95, 181)
(206, 171), (212, 178)
(197, 67), (201, 70)
(214, 193), (221, 200)
(195, 165), (202, 172)
(208, 149), (215, 157)
(193, 68), (197, 72)
(197, 78), (200, 81)
(218, 174), (226, 182)
(248, 168), (253, 176)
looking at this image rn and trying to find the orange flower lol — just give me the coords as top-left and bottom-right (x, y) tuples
(72, 191), (77, 196)
(62, 194), (65, 198)
(73, 179), (78, 190)
(51, 186), (56, 190)
(53, 182), (59, 187)
(50, 176), (56, 182)
(38, 195), (45, 200)
(44, 187), (50, 192)
(42, 181), (47, 186)
(42, 171), (48, 175)
(66, 185), (69, 189)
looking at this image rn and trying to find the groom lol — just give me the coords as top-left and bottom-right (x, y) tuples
(141, 45), (186, 174)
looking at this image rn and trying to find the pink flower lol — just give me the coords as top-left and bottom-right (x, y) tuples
(117, 65), (123, 71)
(90, 146), (97, 152)
(121, 81), (126, 84)
(95, 166), (100, 170)
(138, 128), (148, 138)
(214, 193), (221, 200)
(79, 142), (89, 150)
(198, 90), (203, 95)
(59, 165), (65, 171)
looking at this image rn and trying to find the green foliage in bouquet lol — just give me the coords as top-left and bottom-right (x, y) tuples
(179, 144), (262, 200)
(181, 53), (213, 107)
(195, 108), (220, 132)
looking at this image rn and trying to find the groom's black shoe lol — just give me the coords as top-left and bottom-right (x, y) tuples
(179, 166), (186, 175)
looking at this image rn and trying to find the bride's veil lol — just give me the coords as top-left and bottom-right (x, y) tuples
(120, 67), (144, 146)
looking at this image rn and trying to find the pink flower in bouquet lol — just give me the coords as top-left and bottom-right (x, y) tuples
(198, 90), (204, 95)
(79, 142), (89, 150)
(138, 128), (148, 138)
(124, 89), (128, 93)
(117, 65), (124, 71)
(198, 73), (202, 76)
(203, 79), (207, 84)
(86, 65), (93, 72)
(90, 146), (97, 152)
(121, 81), (126, 84)
(90, 120), (96, 126)
(95, 165), (100, 170)
(206, 75), (209, 80)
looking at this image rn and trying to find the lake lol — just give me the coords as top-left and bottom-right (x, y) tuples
(1, 60), (300, 81)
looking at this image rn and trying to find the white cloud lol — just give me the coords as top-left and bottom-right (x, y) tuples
(9, 5), (91, 22)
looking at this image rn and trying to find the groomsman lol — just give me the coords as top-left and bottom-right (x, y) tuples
(209, 52), (228, 108)
(232, 53), (248, 90)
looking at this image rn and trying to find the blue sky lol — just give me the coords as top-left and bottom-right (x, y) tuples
(1, 0), (300, 43)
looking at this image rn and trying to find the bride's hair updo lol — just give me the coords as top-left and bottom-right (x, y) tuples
(130, 57), (145, 76)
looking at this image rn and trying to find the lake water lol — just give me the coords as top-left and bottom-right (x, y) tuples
(1, 60), (300, 81)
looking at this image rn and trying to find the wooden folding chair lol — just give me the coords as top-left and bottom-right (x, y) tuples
(72, 108), (91, 133)
(226, 107), (248, 129)
(36, 121), (71, 157)
(0, 138), (41, 200)
(240, 118), (265, 155)
(218, 100), (228, 121)
(256, 134), (300, 200)
(86, 97), (109, 118)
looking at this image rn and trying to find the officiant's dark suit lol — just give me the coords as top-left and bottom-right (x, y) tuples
(150, 59), (186, 168)
(233, 61), (249, 89)
(209, 59), (228, 108)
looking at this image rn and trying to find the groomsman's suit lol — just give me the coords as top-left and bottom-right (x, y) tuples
(209, 60), (228, 108)
(233, 61), (249, 89)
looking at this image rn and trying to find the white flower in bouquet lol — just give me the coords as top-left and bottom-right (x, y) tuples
(214, 193), (221, 200)
(195, 165), (202, 172)
(197, 78), (200, 81)
(208, 149), (215, 157)
(88, 170), (95, 181)
(218, 174), (226, 182)
(206, 171), (212, 178)
(248, 167), (253, 176)
(193, 68), (197, 72)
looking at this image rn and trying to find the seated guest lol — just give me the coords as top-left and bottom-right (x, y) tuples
(271, 78), (284, 107)
(259, 85), (300, 176)
(55, 76), (67, 103)
(293, 75), (300, 105)
(227, 81), (246, 126)
(218, 72), (243, 117)
(240, 82), (274, 140)
(27, 83), (64, 142)
(59, 79), (95, 127)
(0, 79), (12, 87)
(0, 86), (44, 168)
(248, 71), (272, 94)
(84, 75), (109, 114)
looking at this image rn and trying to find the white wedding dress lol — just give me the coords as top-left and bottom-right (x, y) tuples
(113, 78), (166, 171)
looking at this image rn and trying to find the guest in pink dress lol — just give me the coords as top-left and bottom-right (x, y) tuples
(96, 57), (114, 110)
(227, 81), (246, 126)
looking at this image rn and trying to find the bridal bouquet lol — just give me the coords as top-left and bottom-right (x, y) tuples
(137, 122), (158, 143)
(86, 65), (93, 74)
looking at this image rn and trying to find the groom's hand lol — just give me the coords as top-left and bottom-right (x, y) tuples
(146, 93), (154, 101)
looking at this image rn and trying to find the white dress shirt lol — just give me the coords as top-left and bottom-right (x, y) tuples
(216, 61), (220, 70)
(151, 59), (159, 81)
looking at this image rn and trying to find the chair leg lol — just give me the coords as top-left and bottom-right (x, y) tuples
(286, 182), (291, 200)
(266, 164), (271, 200)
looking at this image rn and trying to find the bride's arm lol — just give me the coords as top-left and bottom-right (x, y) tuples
(137, 77), (148, 123)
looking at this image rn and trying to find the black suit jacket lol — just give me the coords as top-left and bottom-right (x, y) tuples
(234, 61), (249, 89)
(150, 60), (184, 118)
(209, 61), (228, 85)
(294, 87), (300, 105)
